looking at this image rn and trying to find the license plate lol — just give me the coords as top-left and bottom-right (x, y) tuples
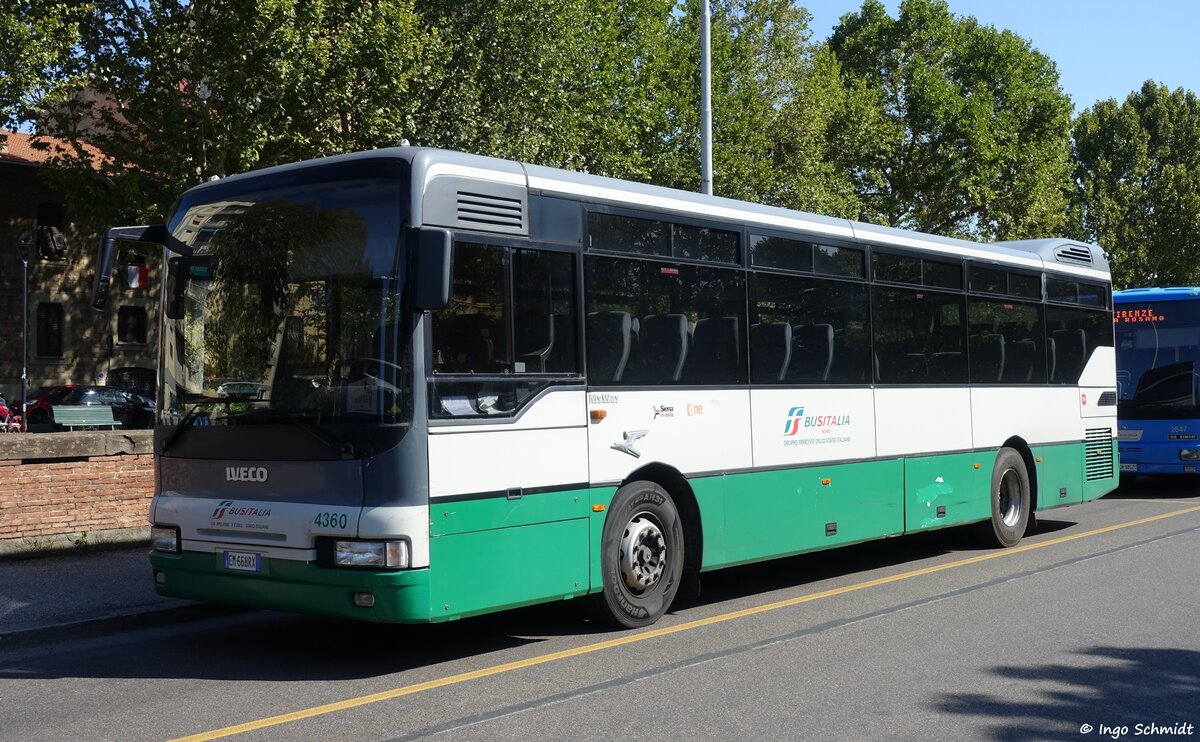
(1119, 463), (1138, 472)
(223, 551), (261, 572)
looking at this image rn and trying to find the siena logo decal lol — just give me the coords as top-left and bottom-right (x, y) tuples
(783, 407), (805, 436)
(226, 466), (268, 483)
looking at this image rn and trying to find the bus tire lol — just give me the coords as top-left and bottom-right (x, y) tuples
(593, 481), (684, 629)
(975, 447), (1031, 548)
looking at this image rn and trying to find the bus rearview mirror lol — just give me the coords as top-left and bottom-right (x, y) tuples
(91, 224), (175, 310)
(410, 227), (452, 310)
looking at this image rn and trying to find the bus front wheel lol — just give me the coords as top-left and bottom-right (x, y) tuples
(593, 481), (684, 629)
(975, 447), (1031, 548)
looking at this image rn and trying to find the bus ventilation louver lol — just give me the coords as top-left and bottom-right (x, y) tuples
(1084, 427), (1114, 481)
(1097, 391), (1116, 406)
(1054, 244), (1094, 266)
(456, 190), (524, 229)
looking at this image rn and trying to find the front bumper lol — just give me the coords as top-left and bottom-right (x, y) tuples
(150, 551), (432, 623)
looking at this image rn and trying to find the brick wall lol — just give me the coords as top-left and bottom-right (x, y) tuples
(0, 431), (154, 555)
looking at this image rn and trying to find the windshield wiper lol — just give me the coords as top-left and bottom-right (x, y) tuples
(159, 406), (207, 454)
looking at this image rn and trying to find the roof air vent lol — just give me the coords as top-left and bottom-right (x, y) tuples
(1055, 244), (1094, 266)
(457, 190), (523, 230)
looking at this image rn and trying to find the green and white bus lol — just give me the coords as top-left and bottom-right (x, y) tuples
(92, 147), (1118, 629)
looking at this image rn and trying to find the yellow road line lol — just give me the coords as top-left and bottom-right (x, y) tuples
(172, 504), (1200, 742)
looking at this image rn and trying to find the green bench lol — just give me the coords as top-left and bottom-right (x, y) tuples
(52, 405), (122, 430)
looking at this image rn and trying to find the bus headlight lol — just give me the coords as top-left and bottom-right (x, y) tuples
(151, 525), (180, 554)
(334, 540), (410, 569)
(1179, 449), (1200, 461)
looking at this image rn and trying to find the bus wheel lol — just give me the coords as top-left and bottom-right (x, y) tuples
(594, 481), (684, 629)
(975, 447), (1031, 548)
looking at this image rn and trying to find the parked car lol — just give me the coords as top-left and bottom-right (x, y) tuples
(23, 385), (78, 425)
(53, 386), (156, 430)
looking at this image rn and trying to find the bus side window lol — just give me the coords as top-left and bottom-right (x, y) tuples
(749, 272), (868, 385)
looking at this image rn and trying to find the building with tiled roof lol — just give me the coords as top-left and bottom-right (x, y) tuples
(0, 130), (158, 416)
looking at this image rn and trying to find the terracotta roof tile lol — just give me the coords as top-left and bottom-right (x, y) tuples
(0, 130), (108, 171)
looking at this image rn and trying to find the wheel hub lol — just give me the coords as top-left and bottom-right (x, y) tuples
(620, 514), (666, 592)
(999, 468), (1022, 527)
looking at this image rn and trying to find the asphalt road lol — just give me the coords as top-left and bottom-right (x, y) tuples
(2, 479), (1198, 742)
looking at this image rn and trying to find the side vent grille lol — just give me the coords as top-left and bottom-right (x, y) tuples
(1084, 427), (1114, 481)
(456, 191), (523, 229)
(1055, 244), (1094, 266)
(1097, 391), (1116, 406)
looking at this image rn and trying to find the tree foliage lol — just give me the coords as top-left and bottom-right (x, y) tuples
(1072, 81), (1200, 288)
(827, 0), (1074, 240)
(4, 0), (1197, 271)
(0, 0), (81, 129)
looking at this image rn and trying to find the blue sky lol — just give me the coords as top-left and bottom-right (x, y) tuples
(802, 0), (1200, 112)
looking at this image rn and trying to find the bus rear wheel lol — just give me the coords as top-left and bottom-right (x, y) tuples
(975, 447), (1031, 548)
(593, 481), (684, 629)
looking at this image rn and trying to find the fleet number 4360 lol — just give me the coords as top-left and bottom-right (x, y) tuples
(314, 512), (348, 529)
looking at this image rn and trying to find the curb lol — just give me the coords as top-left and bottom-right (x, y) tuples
(0, 529), (150, 560)
(0, 602), (244, 650)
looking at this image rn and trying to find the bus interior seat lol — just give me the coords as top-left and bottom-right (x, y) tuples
(969, 333), (1005, 382)
(543, 313), (576, 373)
(829, 336), (868, 382)
(516, 313), (554, 372)
(1003, 338), (1037, 383)
(789, 323), (834, 381)
(1052, 329), (1087, 382)
(626, 314), (689, 383)
(586, 311), (631, 383)
(750, 322), (792, 382)
(1046, 336), (1057, 382)
(927, 351), (964, 381)
(877, 344), (926, 383)
(685, 316), (742, 383)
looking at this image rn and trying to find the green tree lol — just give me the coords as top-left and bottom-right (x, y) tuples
(12, 0), (445, 232)
(1072, 81), (1200, 288)
(412, 0), (676, 179)
(649, 0), (828, 206)
(827, 0), (1074, 240)
(11, 0), (687, 229)
(0, 0), (83, 129)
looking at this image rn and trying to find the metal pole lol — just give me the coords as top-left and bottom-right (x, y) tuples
(18, 240), (30, 429)
(700, 0), (714, 196)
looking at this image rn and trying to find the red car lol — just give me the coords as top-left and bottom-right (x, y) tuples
(22, 385), (77, 425)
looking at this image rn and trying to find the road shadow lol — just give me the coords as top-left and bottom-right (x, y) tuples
(0, 514), (1105, 684)
(1106, 476), (1200, 500)
(0, 523), (998, 683)
(931, 646), (1200, 740)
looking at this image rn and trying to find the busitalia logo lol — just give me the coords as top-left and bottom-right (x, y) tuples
(783, 406), (805, 436)
(211, 500), (272, 519)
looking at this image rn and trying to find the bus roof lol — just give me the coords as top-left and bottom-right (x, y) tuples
(180, 146), (1111, 280)
(1114, 287), (1200, 302)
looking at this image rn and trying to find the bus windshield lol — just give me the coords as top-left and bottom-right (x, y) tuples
(1115, 299), (1200, 417)
(159, 168), (410, 459)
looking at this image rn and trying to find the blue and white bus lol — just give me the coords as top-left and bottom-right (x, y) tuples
(1114, 287), (1200, 477)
